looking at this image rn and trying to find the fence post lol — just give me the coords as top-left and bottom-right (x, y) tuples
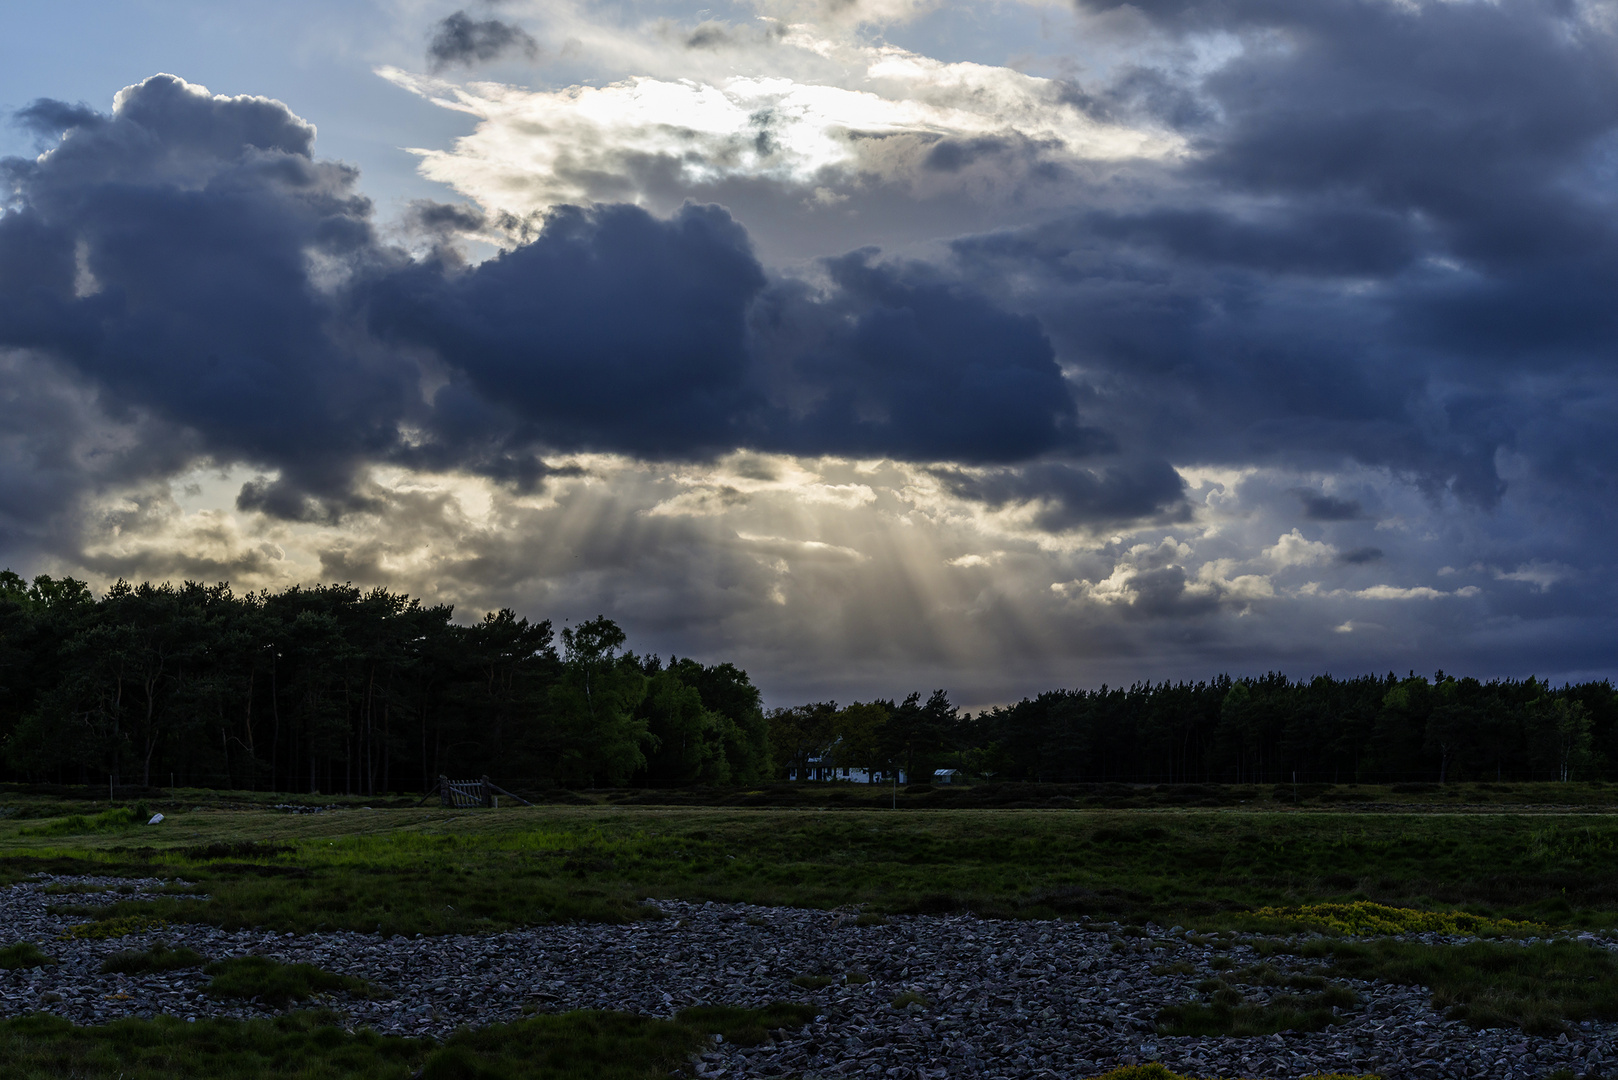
(439, 775), (451, 808)
(480, 775), (493, 808)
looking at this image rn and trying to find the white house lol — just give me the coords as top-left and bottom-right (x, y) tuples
(933, 768), (962, 785)
(787, 755), (906, 784)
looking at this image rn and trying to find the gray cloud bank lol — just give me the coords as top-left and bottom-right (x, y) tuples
(0, 74), (1114, 534)
(3, 0), (1618, 693)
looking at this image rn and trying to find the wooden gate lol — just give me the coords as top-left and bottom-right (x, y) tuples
(428, 775), (533, 808)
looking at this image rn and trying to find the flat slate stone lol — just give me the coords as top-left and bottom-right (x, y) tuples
(0, 876), (1608, 1079)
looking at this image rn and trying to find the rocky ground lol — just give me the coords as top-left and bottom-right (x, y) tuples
(0, 875), (1610, 1079)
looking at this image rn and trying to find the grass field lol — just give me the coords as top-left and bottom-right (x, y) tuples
(4, 790), (1618, 933)
(2, 783), (1618, 1075)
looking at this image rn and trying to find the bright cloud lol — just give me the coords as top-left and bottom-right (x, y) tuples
(1264, 529), (1338, 568)
(378, 33), (1178, 228)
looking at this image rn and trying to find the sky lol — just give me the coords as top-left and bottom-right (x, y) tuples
(1, 0), (1616, 709)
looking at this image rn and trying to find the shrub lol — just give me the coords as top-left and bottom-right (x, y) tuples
(203, 955), (371, 1009)
(66, 914), (168, 939)
(0, 942), (55, 970)
(1246, 901), (1540, 937)
(1309, 937), (1618, 1035)
(101, 941), (207, 975)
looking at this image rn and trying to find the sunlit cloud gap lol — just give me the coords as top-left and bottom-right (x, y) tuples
(378, 37), (1178, 223)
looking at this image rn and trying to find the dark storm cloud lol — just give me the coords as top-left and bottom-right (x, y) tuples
(402, 199), (486, 239)
(0, 75), (413, 521)
(751, 252), (1092, 463)
(0, 75), (1138, 531)
(1338, 547), (1384, 565)
(1295, 491), (1363, 522)
(1083, 205), (1422, 278)
(1058, 67), (1214, 130)
(923, 136), (1012, 173)
(427, 12), (539, 71)
(367, 202), (767, 458)
(367, 213), (1100, 469)
(952, 0), (1618, 515)
(935, 459), (1189, 531)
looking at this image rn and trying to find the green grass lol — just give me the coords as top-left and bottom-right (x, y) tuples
(1156, 966), (1359, 1037)
(100, 941), (207, 975)
(6, 801), (1618, 936)
(19, 805), (150, 837)
(1303, 937), (1618, 1034)
(202, 956), (373, 1009)
(0, 1003), (815, 1080)
(4, 792), (1618, 1038)
(0, 942), (55, 970)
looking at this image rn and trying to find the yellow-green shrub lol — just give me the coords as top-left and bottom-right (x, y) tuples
(1246, 901), (1539, 936)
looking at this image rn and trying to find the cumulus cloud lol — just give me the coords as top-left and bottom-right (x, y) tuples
(0, 74), (1159, 534)
(1264, 529), (1336, 568)
(0, 75), (413, 521)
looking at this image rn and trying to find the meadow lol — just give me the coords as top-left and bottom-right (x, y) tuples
(3, 782), (1618, 1077)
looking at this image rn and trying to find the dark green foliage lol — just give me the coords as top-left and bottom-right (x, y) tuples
(0, 1005), (805, 1080)
(0, 574), (774, 795)
(100, 941), (206, 975)
(634, 658), (771, 784)
(202, 955), (371, 1008)
(972, 672), (1618, 785)
(1306, 937), (1618, 1034)
(0, 942), (54, 969)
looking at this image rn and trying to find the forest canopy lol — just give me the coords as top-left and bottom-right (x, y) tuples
(0, 571), (768, 793)
(0, 571), (1613, 793)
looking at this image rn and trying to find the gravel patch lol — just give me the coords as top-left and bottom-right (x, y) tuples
(1, 875), (1610, 1079)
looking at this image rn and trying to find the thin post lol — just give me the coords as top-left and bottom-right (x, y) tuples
(439, 775), (451, 808)
(480, 775), (493, 809)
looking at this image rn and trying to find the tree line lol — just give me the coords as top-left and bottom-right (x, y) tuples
(781, 673), (1618, 786)
(0, 572), (768, 793)
(1, 571), (1614, 792)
